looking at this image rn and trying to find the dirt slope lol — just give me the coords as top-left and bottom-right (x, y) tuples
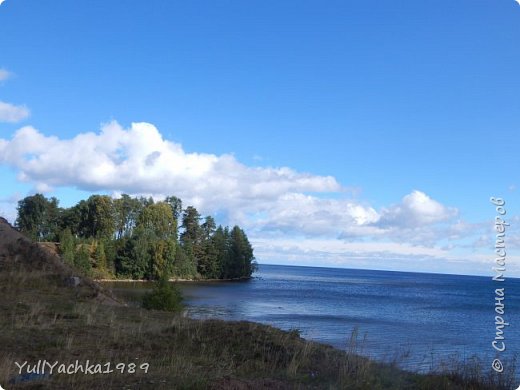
(0, 217), (123, 306)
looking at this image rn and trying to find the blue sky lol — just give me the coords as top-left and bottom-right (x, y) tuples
(0, 0), (519, 276)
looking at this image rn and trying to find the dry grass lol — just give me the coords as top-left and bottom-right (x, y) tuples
(0, 220), (515, 389)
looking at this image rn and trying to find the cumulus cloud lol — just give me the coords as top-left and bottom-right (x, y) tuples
(331, 191), (463, 246)
(0, 68), (11, 82)
(0, 101), (30, 123)
(0, 121), (341, 213)
(0, 192), (22, 223)
(0, 121), (473, 259)
(251, 193), (379, 236)
(0, 69), (29, 123)
(377, 190), (458, 227)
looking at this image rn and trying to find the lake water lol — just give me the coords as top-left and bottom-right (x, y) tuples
(106, 264), (520, 376)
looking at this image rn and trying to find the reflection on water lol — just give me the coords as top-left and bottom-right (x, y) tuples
(103, 264), (520, 374)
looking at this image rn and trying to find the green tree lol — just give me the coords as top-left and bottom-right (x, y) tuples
(180, 206), (202, 274)
(59, 205), (82, 236)
(16, 194), (61, 241)
(78, 195), (115, 239)
(94, 240), (107, 271)
(15, 193), (257, 281)
(113, 194), (143, 239)
(228, 226), (256, 278)
(59, 227), (75, 265)
(74, 244), (92, 275)
(134, 202), (178, 279)
(138, 196), (154, 208)
(115, 226), (153, 279)
(137, 202), (177, 240)
(45, 197), (61, 240)
(199, 238), (220, 279)
(212, 226), (230, 279)
(150, 238), (176, 279)
(173, 245), (196, 278)
(197, 216), (218, 278)
(180, 206), (202, 244)
(201, 216), (216, 240)
(165, 195), (183, 221)
(16, 194), (46, 239)
(102, 237), (118, 274)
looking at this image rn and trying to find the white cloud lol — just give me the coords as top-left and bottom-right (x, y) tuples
(200, 186), (461, 248)
(331, 191), (463, 246)
(377, 190), (457, 227)
(0, 68), (11, 82)
(0, 69), (29, 123)
(0, 121), (482, 263)
(0, 122), (341, 214)
(253, 236), (520, 276)
(0, 192), (22, 223)
(251, 236), (490, 274)
(254, 237), (450, 259)
(250, 192), (379, 236)
(0, 101), (30, 123)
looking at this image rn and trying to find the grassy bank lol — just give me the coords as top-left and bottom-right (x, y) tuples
(0, 221), (515, 389)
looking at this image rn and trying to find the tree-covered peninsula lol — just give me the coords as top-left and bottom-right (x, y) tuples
(14, 193), (257, 280)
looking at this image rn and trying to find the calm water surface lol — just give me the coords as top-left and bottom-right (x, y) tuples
(106, 264), (520, 374)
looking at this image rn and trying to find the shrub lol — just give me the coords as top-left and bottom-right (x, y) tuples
(59, 228), (75, 265)
(74, 244), (92, 275)
(142, 276), (183, 312)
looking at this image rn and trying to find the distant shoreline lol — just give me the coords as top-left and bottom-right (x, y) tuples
(96, 276), (252, 283)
